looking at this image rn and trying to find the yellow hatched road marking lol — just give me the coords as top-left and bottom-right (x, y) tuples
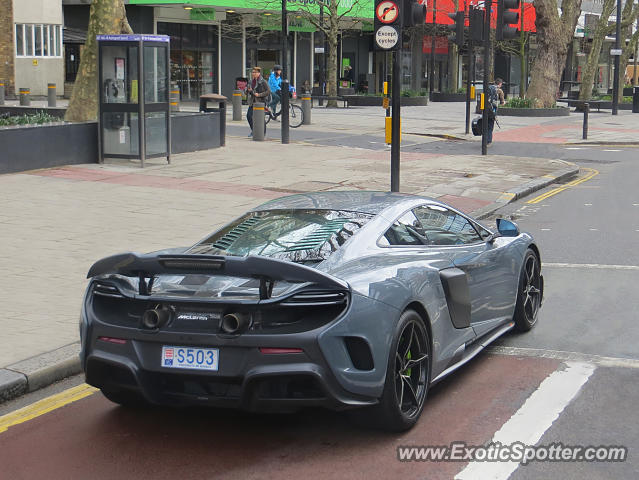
(526, 168), (599, 204)
(0, 384), (97, 434)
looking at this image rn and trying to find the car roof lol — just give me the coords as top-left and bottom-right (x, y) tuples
(251, 191), (436, 216)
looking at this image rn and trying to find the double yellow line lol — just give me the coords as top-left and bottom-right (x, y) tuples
(527, 168), (599, 204)
(0, 384), (97, 434)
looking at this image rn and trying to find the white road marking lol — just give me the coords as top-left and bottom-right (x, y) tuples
(589, 228), (599, 231)
(455, 362), (595, 480)
(565, 147), (585, 150)
(542, 262), (639, 271)
(584, 203), (592, 206)
(488, 346), (639, 369)
(540, 228), (551, 231)
(633, 203), (639, 206)
(603, 149), (622, 152)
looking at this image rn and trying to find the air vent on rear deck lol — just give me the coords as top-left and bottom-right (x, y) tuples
(93, 282), (124, 298)
(280, 291), (347, 306)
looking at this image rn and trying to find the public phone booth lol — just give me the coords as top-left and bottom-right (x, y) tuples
(97, 34), (170, 167)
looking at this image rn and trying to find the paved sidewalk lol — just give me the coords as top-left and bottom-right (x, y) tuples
(0, 99), (612, 402)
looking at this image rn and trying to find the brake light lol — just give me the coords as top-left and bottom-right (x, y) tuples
(259, 347), (303, 354)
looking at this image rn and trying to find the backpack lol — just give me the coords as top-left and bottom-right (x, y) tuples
(488, 85), (499, 109)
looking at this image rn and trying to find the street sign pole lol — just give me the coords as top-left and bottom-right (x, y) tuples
(481, 0), (491, 155)
(281, 0), (290, 143)
(391, 50), (400, 192)
(374, 0), (402, 191)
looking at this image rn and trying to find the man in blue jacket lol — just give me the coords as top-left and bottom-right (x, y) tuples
(268, 65), (283, 114)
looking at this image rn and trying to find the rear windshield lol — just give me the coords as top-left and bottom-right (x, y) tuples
(188, 209), (372, 263)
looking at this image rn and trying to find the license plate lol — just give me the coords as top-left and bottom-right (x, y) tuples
(161, 346), (219, 371)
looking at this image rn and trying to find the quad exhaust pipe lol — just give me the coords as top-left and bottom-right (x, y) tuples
(221, 312), (250, 334)
(142, 305), (172, 329)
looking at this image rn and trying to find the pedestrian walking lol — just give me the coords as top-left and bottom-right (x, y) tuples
(487, 78), (503, 146)
(245, 66), (271, 137)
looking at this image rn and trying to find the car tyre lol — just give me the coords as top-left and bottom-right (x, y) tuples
(372, 309), (430, 432)
(101, 388), (148, 408)
(513, 249), (542, 332)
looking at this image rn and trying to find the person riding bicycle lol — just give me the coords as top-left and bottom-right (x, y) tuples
(268, 65), (283, 114)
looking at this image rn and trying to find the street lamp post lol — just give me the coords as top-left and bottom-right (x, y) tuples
(281, 0), (290, 142)
(612, 0), (621, 115)
(429, 0), (437, 100)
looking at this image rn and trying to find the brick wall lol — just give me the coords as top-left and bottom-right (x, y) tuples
(0, 0), (15, 97)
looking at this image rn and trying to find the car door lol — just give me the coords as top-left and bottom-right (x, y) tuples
(413, 205), (516, 337)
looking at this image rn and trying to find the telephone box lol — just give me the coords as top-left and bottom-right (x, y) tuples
(98, 34), (170, 167)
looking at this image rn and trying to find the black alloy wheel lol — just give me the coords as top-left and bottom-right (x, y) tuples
(514, 249), (542, 331)
(373, 310), (430, 431)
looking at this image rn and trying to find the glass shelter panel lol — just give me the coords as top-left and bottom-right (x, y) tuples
(144, 45), (168, 103)
(101, 45), (138, 104)
(101, 112), (140, 156)
(145, 112), (168, 156)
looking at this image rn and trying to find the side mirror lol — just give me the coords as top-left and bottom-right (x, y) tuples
(496, 218), (520, 237)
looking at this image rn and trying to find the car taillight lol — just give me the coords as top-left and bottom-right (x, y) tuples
(98, 336), (127, 345)
(259, 347), (303, 354)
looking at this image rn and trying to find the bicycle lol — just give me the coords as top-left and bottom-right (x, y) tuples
(264, 91), (304, 128)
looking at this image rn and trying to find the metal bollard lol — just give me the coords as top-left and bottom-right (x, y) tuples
(582, 103), (589, 140)
(170, 84), (180, 112)
(0, 81), (5, 106)
(633, 86), (639, 114)
(301, 95), (311, 125)
(47, 83), (56, 107)
(19, 88), (30, 106)
(232, 89), (242, 121)
(219, 99), (226, 147)
(252, 102), (265, 141)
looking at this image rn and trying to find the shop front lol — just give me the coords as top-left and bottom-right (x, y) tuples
(156, 22), (218, 101)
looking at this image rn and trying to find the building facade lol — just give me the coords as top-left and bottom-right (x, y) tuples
(10, 0), (64, 97)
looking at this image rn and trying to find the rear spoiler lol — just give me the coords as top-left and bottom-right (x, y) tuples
(87, 252), (348, 298)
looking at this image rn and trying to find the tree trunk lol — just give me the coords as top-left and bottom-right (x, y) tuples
(324, 0), (340, 108)
(578, 0), (615, 101)
(65, 0), (132, 122)
(527, 0), (582, 107)
(616, 9), (639, 92)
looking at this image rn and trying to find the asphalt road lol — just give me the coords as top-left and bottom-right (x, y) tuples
(1, 138), (638, 479)
(491, 143), (639, 478)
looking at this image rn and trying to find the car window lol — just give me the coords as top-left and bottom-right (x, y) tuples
(187, 209), (372, 263)
(413, 205), (483, 245)
(383, 211), (429, 246)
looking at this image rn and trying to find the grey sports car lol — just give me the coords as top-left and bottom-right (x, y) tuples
(80, 191), (543, 431)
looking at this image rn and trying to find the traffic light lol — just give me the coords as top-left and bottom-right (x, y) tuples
(496, 0), (520, 40)
(447, 11), (464, 48)
(403, 0), (426, 27)
(470, 7), (484, 42)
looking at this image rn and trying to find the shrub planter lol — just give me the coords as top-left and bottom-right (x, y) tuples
(0, 106), (67, 119)
(0, 121), (98, 174)
(343, 95), (428, 107)
(497, 106), (571, 117)
(430, 92), (466, 102)
(0, 112), (224, 174)
(171, 112), (221, 153)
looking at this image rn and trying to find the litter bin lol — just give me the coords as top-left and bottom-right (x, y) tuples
(200, 94), (228, 147)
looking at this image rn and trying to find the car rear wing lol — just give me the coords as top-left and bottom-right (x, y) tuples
(87, 252), (348, 299)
